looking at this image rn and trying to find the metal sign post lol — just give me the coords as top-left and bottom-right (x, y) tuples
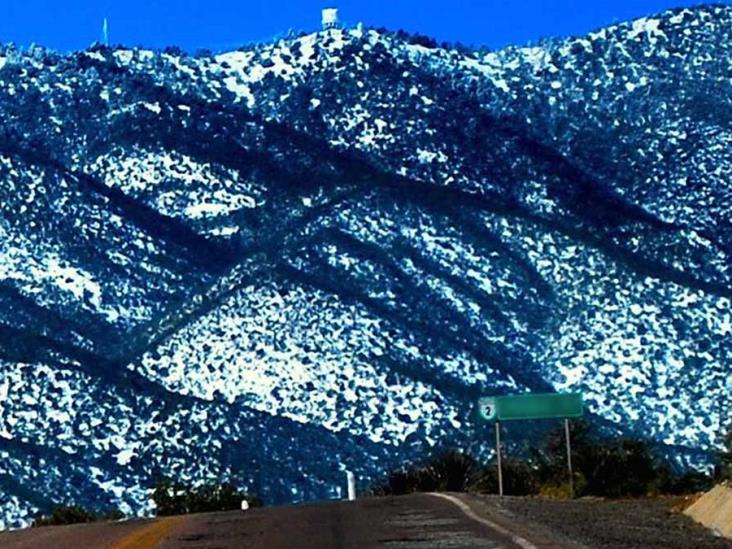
(565, 418), (574, 499)
(495, 421), (503, 497)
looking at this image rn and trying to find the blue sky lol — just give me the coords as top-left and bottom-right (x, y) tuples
(0, 0), (720, 52)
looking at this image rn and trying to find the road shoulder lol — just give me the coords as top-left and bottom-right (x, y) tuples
(455, 494), (587, 549)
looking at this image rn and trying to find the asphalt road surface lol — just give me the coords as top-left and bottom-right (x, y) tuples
(0, 494), (553, 549)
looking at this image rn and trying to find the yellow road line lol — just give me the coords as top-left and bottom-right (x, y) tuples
(110, 516), (184, 549)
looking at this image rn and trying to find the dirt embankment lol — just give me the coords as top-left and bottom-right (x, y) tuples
(685, 483), (732, 540)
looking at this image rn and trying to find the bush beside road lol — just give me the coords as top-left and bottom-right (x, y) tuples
(370, 423), (730, 499)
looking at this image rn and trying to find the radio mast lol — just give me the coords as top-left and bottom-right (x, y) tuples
(102, 18), (109, 46)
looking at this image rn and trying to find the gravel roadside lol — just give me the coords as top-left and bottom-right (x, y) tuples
(473, 495), (732, 549)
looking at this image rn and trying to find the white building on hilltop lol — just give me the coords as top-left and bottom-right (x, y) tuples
(322, 8), (339, 30)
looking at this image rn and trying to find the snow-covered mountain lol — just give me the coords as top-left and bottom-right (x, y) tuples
(0, 4), (731, 527)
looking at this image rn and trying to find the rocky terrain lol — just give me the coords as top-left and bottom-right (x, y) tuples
(0, 4), (730, 527)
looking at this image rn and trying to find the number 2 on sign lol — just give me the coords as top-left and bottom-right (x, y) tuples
(478, 397), (497, 421)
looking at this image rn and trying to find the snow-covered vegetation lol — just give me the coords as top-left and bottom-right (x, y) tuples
(0, 5), (730, 528)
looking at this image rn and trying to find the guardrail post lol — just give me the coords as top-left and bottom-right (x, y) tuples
(346, 470), (356, 501)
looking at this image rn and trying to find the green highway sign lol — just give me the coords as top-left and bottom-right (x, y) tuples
(478, 392), (584, 498)
(478, 392), (583, 422)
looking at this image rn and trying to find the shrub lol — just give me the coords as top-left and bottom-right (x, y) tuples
(653, 468), (714, 495)
(422, 449), (483, 492)
(162, 46), (185, 57)
(535, 422), (660, 498)
(32, 505), (122, 527)
(538, 481), (574, 499)
(535, 420), (594, 482)
(370, 427), (717, 499)
(369, 467), (423, 496)
(369, 449), (484, 495)
(408, 34), (438, 49)
(718, 430), (732, 481)
(583, 439), (657, 498)
(472, 457), (541, 496)
(152, 479), (261, 516)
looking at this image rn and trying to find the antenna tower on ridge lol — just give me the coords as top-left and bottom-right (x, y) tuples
(102, 18), (109, 46)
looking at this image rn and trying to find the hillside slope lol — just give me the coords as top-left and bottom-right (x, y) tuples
(0, 4), (730, 527)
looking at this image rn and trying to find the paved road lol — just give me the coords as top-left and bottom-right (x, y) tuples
(0, 516), (166, 549)
(0, 494), (543, 549)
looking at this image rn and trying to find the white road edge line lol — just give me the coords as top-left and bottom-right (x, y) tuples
(428, 492), (538, 549)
